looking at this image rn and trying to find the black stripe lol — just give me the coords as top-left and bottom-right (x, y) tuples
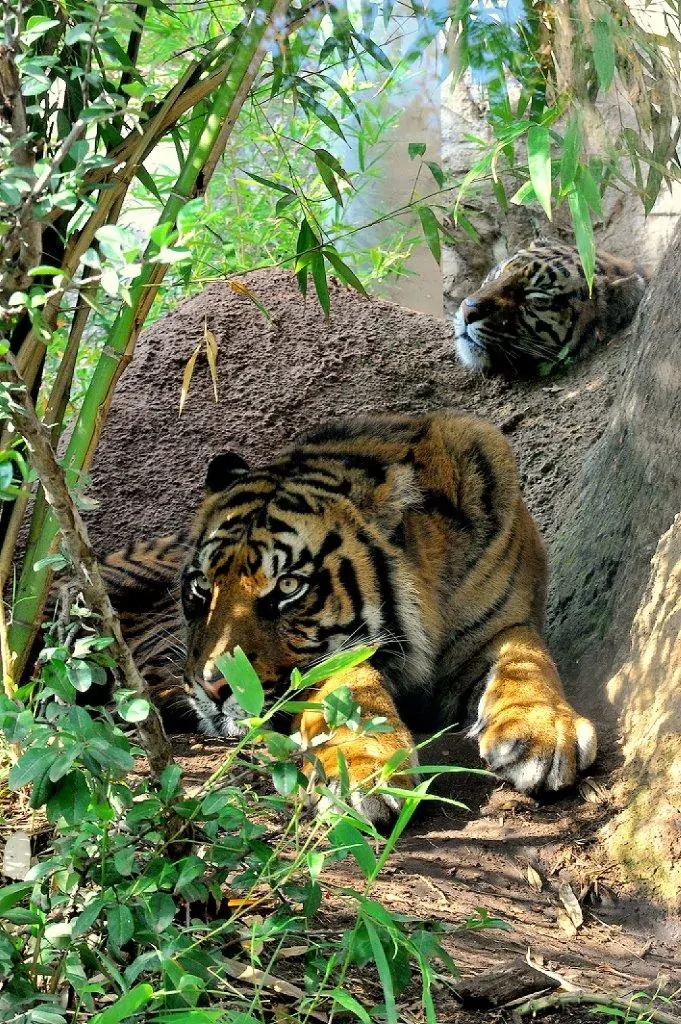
(266, 514), (296, 534)
(274, 493), (317, 514)
(338, 556), (364, 620)
(439, 545), (524, 661)
(213, 486), (271, 512)
(299, 568), (332, 614)
(312, 530), (342, 565)
(467, 443), (498, 524)
(366, 540), (397, 634)
(420, 489), (473, 531)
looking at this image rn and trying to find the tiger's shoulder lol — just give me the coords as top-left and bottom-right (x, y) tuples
(453, 238), (649, 376)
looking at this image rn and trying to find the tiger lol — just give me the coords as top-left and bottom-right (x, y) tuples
(452, 239), (649, 376)
(100, 411), (597, 829)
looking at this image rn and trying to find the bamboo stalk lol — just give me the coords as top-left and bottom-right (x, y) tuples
(7, 0), (288, 678)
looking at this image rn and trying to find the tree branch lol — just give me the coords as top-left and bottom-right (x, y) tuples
(512, 989), (681, 1024)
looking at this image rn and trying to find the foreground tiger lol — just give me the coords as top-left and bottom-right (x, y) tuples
(452, 239), (649, 376)
(103, 412), (597, 827)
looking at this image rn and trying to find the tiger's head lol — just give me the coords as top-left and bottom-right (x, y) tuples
(181, 441), (424, 738)
(452, 240), (649, 376)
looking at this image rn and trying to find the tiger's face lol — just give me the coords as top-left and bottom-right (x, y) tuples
(452, 240), (648, 376)
(181, 451), (407, 737)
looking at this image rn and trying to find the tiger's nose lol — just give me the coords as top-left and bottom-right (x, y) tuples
(461, 296), (484, 325)
(201, 665), (230, 703)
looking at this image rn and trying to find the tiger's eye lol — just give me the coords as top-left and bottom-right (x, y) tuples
(278, 574), (303, 596)
(182, 569), (212, 617)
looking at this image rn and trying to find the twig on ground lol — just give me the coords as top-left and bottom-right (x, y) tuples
(512, 989), (681, 1024)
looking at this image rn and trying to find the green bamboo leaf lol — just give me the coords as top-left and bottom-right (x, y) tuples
(317, 74), (360, 123)
(318, 36), (338, 64)
(329, 989), (371, 1024)
(363, 919), (397, 1024)
(568, 188), (595, 290)
(454, 211), (480, 242)
(311, 249), (330, 318)
(560, 112), (582, 192)
(527, 124), (552, 219)
(509, 180), (536, 206)
(359, 34), (392, 70)
(315, 148), (353, 187)
(323, 686), (361, 729)
(216, 647), (264, 717)
(154, 1014), (225, 1024)
(315, 153), (343, 204)
(575, 165), (603, 216)
(275, 193), (297, 214)
(592, 18), (615, 91)
(279, 699), (324, 714)
(243, 170), (294, 195)
(295, 218), (317, 297)
(91, 984), (154, 1024)
(425, 160), (445, 187)
(299, 645), (374, 688)
(375, 780), (432, 872)
(416, 206), (441, 264)
(300, 95), (346, 141)
(408, 142), (426, 159)
(329, 819), (377, 878)
(322, 248), (368, 298)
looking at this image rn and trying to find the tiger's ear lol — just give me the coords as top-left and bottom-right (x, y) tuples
(205, 452), (250, 494)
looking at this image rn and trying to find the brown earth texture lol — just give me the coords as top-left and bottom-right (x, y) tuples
(85, 268), (680, 1021)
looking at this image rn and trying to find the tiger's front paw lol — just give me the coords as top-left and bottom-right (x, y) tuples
(302, 738), (416, 831)
(472, 688), (597, 794)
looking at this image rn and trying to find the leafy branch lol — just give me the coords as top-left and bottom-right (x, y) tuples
(0, 352), (173, 777)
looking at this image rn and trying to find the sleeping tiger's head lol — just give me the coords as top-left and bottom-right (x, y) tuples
(181, 440), (423, 737)
(452, 240), (649, 376)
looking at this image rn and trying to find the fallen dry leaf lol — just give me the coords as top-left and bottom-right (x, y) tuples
(578, 778), (608, 804)
(527, 864), (544, 892)
(557, 883), (584, 929)
(556, 908), (578, 937)
(204, 317), (219, 403)
(179, 343), (200, 416)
